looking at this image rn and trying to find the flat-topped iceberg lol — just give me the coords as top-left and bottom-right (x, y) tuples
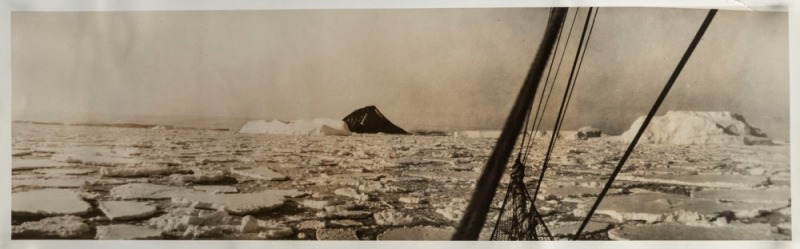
(617, 111), (771, 145)
(238, 118), (351, 136)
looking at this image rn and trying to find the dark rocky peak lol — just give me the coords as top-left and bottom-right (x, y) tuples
(342, 106), (410, 135)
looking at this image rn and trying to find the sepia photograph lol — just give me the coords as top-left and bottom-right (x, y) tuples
(5, 2), (794, 243)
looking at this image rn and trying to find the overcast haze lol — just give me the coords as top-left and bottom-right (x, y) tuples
(11, 8), (789, 139)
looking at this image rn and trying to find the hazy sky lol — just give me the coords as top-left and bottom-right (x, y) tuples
(11, 8), (789, 139)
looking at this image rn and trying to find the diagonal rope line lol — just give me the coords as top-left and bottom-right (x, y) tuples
(548, 7), (597, 154)
(507, 10), (575, 240)
(521, 8), (579, 165)
(513, 9), (596, 240)
(493, 9), (571, 241)
(559, 8), (599, 129)
(494, 8), (559, 241)
(452, 7), (569, 240)
(490, 8), (573, 242)
(572, 9), (718, 240)
(531, 7), (595, 204)
(516, 100), (534, 161)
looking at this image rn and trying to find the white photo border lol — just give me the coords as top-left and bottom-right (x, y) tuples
(0, 1), (796, 249)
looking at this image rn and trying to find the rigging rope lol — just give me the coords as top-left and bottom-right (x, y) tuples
(559, 9), (599, 132)
(517, 8), (573, 162)
(492, 7), (597, 241)
(521, 9), (580, 164)
(516, 98), (534, 161)
(490, 8), (565, 241)
(572, 9), (718, 240)
(491, 8), (598, 240)
(451, 7), (569, 240)
(531, 7), (596, 204)
(491, 7), (574, 241)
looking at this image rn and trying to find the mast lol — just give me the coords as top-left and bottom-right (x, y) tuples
(452, 7), (569, 240)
